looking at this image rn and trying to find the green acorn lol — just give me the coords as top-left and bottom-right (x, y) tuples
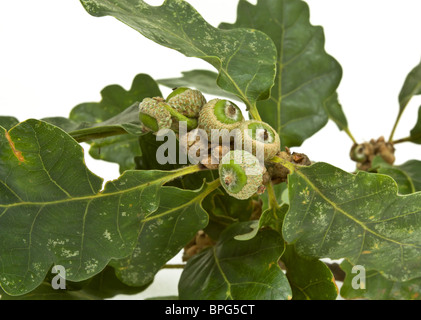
(198, 99), (244, 137)
(166, 87), (207, 118)
(138, 97), (172, 132)
(238, 120), (280, 161)
(219, 150), (265, 200)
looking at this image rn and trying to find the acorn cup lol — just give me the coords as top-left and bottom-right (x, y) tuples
(139, 96), (199, 133)
(138, 97), (172, 133)
(166, 87), (207, 118)
(237, 120), (281, 161)
(198, 99), (244, 138)
(218, 150), (266, 200)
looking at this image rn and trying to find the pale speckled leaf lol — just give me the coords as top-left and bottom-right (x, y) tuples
(79, 0), (277, 107)
(283, 162), (421, 282)
(110, 182), (216, 287)
(179, 222), (291, 300)
(323, 92), (348, 132)
(0, 266), (150, 300)
(89, 135), (143, 173)
(340, 260), (421, 300)
(220, 0), (344, 147)
(0, 119), (205, 295)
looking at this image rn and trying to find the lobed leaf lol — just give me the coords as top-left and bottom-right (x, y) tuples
(340, 260), (421, 300)
(0, 116), (19, 131)
(409, 105), (421, 144)
(282, 246), (338, 300)
(399, 59), (421, 114)
(179, 222), (291, 300)
(66, 73), (161, 172)
(219, 0), (345, 147)
(234, 201), (338, 300)
(0, 266), (150, 300)
(372, 156), (421, 195)
(283, 162), (421, 282)
(110, 182), (216, 287)
(0, 119), (210, 295)
(79, 0), (278, 108)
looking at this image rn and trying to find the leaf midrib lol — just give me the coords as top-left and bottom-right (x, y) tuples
(0, 167), (196, 209)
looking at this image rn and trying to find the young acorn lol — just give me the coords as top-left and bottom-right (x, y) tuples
(138, 97), (172, 132)
(219, 149), (266, 200)
(166, 87), (207, 118)
(237, 120), (281, 161)
(198, 99), (244, 137)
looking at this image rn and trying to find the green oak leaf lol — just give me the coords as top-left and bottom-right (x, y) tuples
(409, 105), (421, 144)
(398, 59), (421, 116)
(45, 103), (147, 145)
(89, 134), (143, 173)
(372, 156), (421, 194)
(178, 222), (291, 300)
(0, 281), (88, 300)
(0, 116), (19, 131)
(340, 260), (421, 300)
(158, 70), (240, 102)
(136, 132), (180, 172)
(110, 181), (218, 287)
(0, 119), (207, 295)
(219, 0), (345, 147)
(283, 162), (421, 282)
(282, 246), (338, 300)
(70, 74), (160, 124)
(203, 190), (255, 224)
(323, 92), (349, 132)
(79, 0), (278, 110)
(234, 200), (288, 242)
(0, 266), (150, 300)
(69, 73), (161, 171)
(260, 183), (288, 212)
(234, 200), (338, 300)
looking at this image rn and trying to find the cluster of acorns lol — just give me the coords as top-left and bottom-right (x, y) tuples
(138, 87), (281, 200)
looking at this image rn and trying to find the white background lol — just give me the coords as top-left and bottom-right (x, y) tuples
(1, 0), (421, 299)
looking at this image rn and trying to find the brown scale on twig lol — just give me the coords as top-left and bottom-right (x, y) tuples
(350, 136), (395, 171)
(265, 147), (312, 185)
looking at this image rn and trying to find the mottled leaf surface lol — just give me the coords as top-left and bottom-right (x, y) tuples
(283, 162), (421, 282)
(80, 0), (278, 107)
(179, 222), (291, 300)
(340, 260), (421, 300)
(0, 119), (206, 295)
(0, 266), (150, 300)
(69, 73), (161, 171)
(110, 182), (216, 287)
(234, 200), (338, 300)
(220, 0), (344, 147)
